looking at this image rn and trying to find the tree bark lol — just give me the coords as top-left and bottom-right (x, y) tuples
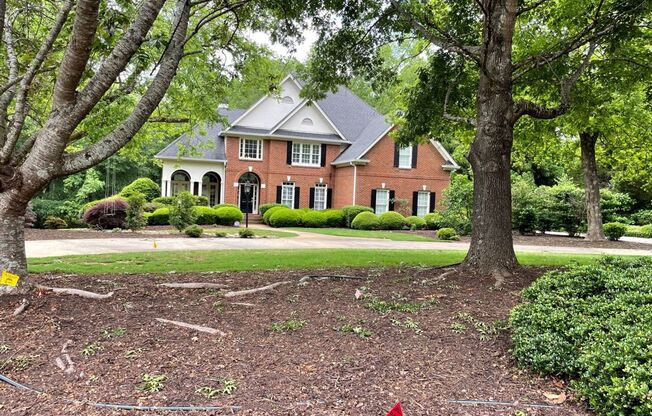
(463, 0), (519, 273)
(580, 131), (605, 241)
(0, 196), (29, 295)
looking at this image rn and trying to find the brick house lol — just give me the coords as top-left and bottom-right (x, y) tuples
(155, 74), (459, 216)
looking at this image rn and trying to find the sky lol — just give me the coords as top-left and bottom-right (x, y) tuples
(248, 30), (319, 62)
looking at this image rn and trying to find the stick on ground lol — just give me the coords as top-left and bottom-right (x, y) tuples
(155, 318), (226, 336)
(36, 285), (114, 299)
(13, 298), (29, 316)
(223, 281), (291, 298)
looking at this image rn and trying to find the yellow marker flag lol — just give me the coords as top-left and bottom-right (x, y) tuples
(153, 240), (158, 249)
(0, 271), (20, 286)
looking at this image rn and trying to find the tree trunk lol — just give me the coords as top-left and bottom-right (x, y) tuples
(580, 131), (605, 241)
(0, 196), (30, 295)
(463, 0), (518, 273)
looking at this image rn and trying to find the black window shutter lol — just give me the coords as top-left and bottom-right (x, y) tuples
(412, 192), (419, 216)
(389, 190), (395, 211)
(276, 186), (282, 203)
(294, 187), (300, 209)
(429, 192), (436, 212)
(393, 144), (399, 167)
(411, 145), (418, 168)
(193, 182), (199, 195)
(326, 189), (332, 208)
(309, 187), (315, 209)
(286, 141), (293, 165)
(371, 189), (377, 212)
(320, 144), (327, 167)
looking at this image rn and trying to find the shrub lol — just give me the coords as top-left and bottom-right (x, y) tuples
(351, 212), (379, 230)
(125, 193), (147, 231)
(625, 224), (652, 238)
(147, 208), (170, 225)
(169, 192), (197, 231)
(214, 203), (238, 209)
(323, 209), (345, 227)
(119, 178), (160, 201)
(143, 202), (162, 213)
(600, 189), (634, 223)
(43, 216), (68, 229)
(152, 196), (175, 205)
(378, 211), (407, 230)
(436, 227), (459, 240)
(239, 229), (255, 238)
(301, 210), (328, 227)
(510, 258), (652, 415)
(259, 203), (285, 215)
(546, 178), (586, 236)
(214, 206), (243, 226)
(405, 216), (426, 230)
(184, 224), (203, 238)
(193, 195), (209, 206)
(268, 209), (302, 227)
(215, 231), (227, 238)
(263, 206), (287, 224)
(423, 211), (444, 230)
(342, 205), (374, 227)
(82, 198), (128, 229)
(603, 222), (627, 241)
(632, 209), (652, 226)
(31, 199), (65, 228)
(194, 206), (217, 225)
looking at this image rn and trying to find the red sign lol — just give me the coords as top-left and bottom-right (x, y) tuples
(386, 402), (403, 416)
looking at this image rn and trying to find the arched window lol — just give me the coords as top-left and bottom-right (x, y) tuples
(281, 96), (294, 104)
(201, 172), (221, 206)
(170, 170), (190, 196)
(301, 117), (314, 126)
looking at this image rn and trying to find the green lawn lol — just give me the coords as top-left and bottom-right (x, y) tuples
(288, 227), (440, 241)
(203, 227), (298, 238)
(28, 248), (620, 274)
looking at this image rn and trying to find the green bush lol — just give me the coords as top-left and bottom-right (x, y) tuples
(603, 222), (627, 241)
(193, 206), (217, 225)
(43, 216), (68, 229)
(436, 227), (459, 240)
(184, 224), (203, 238)
(625, 224), (652, 238)
(600, 189), (634, 223)
(301, 210), (328, 227)
(239, 229), (255, 238)
(169, 192), (197, 231)
(152, 196), (175, 205)
(214, 206), (243, 226)
(125, 193), (148, 231)
(214, 203), (238, 209)
(260, 203), (286, 215)
(632, 210), (652, 226)
(193, 195), (209, 206)
(268, 209), (303, 227)
(342, 205), (374, 227)
(351, 212), (379, 230)
(147, 208), (170, 226)
(405, 216), (426, 230)
(378, 211), (407, 230)
(143, 202), (162, 213)
(546, 178), (586, 236)
(31, 199), (66, 228)
(423, 211), (443, 230)
(263, 206), (287, 225)
(323, 209), (345, 227)
(510, 258), (652, 415)
(120, 178), (160, 201)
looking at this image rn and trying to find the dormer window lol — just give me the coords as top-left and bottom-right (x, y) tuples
(281, 96), (294, 104)
(301, 117), (313, 126)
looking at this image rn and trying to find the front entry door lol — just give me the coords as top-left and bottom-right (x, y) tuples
(239, 183), (259, 214)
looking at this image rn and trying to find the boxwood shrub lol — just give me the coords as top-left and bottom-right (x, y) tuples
(405, 216), (426, 230)
(510, 257), (652, 415)
(147, 208), (170, 225)
(626, 224), (652, 238)
(323, 209), (345, 227)
(342, 205), (374, 227)
(436, 227), (459, 240)
(194, 206), (217, 225)
(214, 206), (243, 226)
(260, 203), (286, 215)
(214, 203), (238, 209)
(152, 196), (175, 205)
(184, 224), (203, 238)
(43, 216), (68, 229)
(351, 212), (379, 230)
(119, 178), (160, 201)
(423, 211), (444, 230)
(268, 208), (302, 227)
(603, 222), (627, 241)
(302, 210), (328, 227)
(263, 206), (288, 224)
(378, 211), (407, 230)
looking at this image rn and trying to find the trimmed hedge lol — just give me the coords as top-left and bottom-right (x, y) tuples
(323, 209), (345, 227)
(302, 210), (328, 227)
(152, 196), (175, 205)
(378, 211), (407, 230)
(626, 224), (652, 238)
(147, 208), (170, 225)
(214, 206), (243, 226)
(268, 208), (303, 227)
(603, 222), (627, 241)
(263, 206), (287, 225)
(351, 212), (379, 230)
(423, 211), (444, 230)
(260, 203), (286, 215)
(342, 205), (374, 227)
(436, 227), (459, 240)
(214, 203), (238, 209)
(82, 198), (128, 229)
(44, 216), (67, 229)
(194, 206), (218, 225)
(405, 216), (426, 230)
(632, 210), (652, 226)
(120, 178), (160, 201)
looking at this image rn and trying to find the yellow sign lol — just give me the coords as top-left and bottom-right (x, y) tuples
(0, 271), (20, 286)
(153, 240), (158, 249)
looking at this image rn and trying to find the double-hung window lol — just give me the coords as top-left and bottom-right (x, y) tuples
(375, 189), (390, 214)
(398, 145), (412, 168)
(314, 184), (327, 211)
(281, 182), (295, 208)
(292, 142), (321, 166)
(239, 138), (262, 160)
(417, 191), (430, 217)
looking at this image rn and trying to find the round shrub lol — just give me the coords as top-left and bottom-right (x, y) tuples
(263, 206), (287, 224)
(302, 210), (328, 227)
(82, 198), (128, 229)
(214, 206), (244, 226)
(152, 196), (175, 205)
(268, 208), (302, 227)
(120, 178), (160, 201)
(147, 208), (170, 225)
(214, 203), (238, 209)
(184, 224), (203, 238)
(125, 192), (147, 231)
(342, 205), (374, 227)
(143, 202), (162, 213)
(436, 227), (459, 241)
(239, 229), (255, 238)
(351, 211), (379, 230)
(603, 222), (627, 241)
(323, 209), (345, 227)
(44, 216), (68, 229)
(423, 211), (444, 230)
(632, 209), (652, 226)
(405, 216), (426, 230)
(193, 195), (209, 206)
(378, 211), (407, 230)
(193, 206), (218, 225)
(259, 203), (286, 215)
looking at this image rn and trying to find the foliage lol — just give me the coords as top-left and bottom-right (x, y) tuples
(365, 293), (436, 314)
(140, 374), (167, 393)
(545, 178), (586, 236)
(632, 210), (652, 226)
(351, 212), (379, 230)
(125, 193), (147, 231)
(323, 209), (345, 227)
(440, 174), (473, 235)
(301, 210), (328, 228)
(268, 208), (303, 228)
(405, 216), (426, 230)
(184, 224), (203, 238)
(214, 203), (238, 209)
(271, 319), (307, 332)
(120, 178), (160, 202)
(262, 205), (287, 224)
(600, 189), (634, 223)
(214, 206), (244, 226)
(510, 258), (652, 415)
(147, 208), (170, 226)
(239, 229), (255, 238)
(603, 222), (627, 241)
(43, 216), (68, 230)
(169, 192), (197, 231)
(194, 196), (209, 207)
(512, 174), (541, 235)
(423, 211), (444, 230)
(143, 202), (162, 213)
(337, 323), (373, 338)
(342, 205), (374, 228)
(437, 228), (459, 241)
(193, 206), (217, 225)
(625, 224), (652, 238)
(32, 199), (66, 228)
(152, 197), (175, 205)
(259, 203), (286, 215)
(82, 198), (128, 229)
(378, 211), (407, 230)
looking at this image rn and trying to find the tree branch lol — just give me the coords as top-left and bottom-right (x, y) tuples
(516, 0), (551, 16)
(147, 117), (191, 123)
(443, 83), (476, 127)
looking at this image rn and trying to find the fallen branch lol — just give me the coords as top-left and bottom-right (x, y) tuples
(13, 298), (29, 316)
(155, 318), (226, 336)
(36, 285), (114, 299)
(54, 340), (75, 375)
(298, 275), (366, 285)
(230, 302), (256, 307)
(158, 282), (229, 289)
(223, 281), (291, 298)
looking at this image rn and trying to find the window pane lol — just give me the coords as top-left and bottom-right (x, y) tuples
(417, 191), (430, 217)
(240, 139), (262, 159)
(281, 183), (294, 208)
(376, 190), (389, 214)
(314, 185), (327, 210)
(398, 146), (412, 168)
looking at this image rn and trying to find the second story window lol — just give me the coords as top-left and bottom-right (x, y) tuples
(292, 142), (321, 166)
(239, 138), (262, 160)
(398, 145), (413, 168)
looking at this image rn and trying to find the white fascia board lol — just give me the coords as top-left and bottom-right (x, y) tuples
(430, 139), (461, 170)
(357, 124), (395, 161)
(156, 156), (227, 163)
(227, 131), (350, 145)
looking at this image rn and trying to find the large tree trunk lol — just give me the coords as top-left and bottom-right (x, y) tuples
(463, 0), (518, 273)
(580, 131), (605, 241)
(0, 195), (30, 295)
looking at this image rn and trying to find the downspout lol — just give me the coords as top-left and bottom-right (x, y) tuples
(350, 161), (357, 205)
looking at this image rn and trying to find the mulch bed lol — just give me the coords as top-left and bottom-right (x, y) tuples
(1, 266), (590, 415)
(25, 226), (193, 241)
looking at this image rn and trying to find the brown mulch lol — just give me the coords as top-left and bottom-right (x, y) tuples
(0, 266), (589, 415)
(25, 226), (188, 241)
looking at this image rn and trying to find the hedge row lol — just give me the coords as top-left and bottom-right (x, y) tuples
(263, 207), (346, 228)
(145, 205), (243, 226)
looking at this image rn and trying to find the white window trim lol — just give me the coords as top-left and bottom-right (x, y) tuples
(314, 184), (328, 211)
(239, 138), (263, 161)
(375, 189), (390, 214)
(291, 142), (321, 167)
(417, 191), (430, 217)
(281, 182), (295, 208)
(398, 145), (413, 169)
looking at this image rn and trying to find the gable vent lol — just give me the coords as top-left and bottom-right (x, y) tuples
(301, 117), (314, 126)
(282, 96), (294, 104)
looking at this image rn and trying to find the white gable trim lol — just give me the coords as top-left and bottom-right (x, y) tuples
(268, 98), (309, 132)
(306, 100), (348, 141)
(355, 124), (395, 162)
(430, 139), (461, 171)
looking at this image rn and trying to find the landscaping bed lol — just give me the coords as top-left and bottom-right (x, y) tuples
(1, 266), (588, 415)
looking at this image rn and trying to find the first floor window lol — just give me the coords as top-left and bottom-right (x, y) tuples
(314, 184), (327, 211)
(375, 189), (390, 214)
(398, 145), (412, 168)
(239, 138), (262, 160)
(417, 191), (430, 217)
(292, 142), (321, 166)
(281, 182), (295, 208)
